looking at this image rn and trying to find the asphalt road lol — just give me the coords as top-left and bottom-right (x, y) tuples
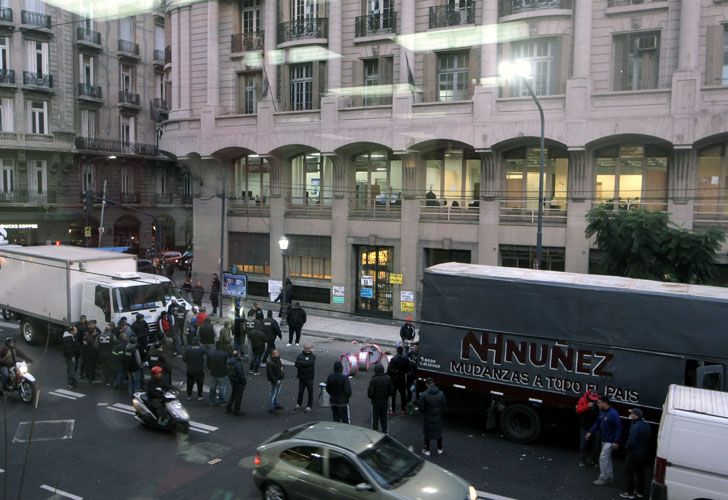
(0, 321), (633, 500)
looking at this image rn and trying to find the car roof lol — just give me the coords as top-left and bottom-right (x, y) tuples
(285, 422), (384, 454)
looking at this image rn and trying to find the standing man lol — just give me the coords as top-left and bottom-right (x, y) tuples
(286, 302), (307, 347)
(124, 334), (144, 396)
(172, 303), (187, 355)
(131, 314), (150, 356)
(210, 274), (221, 316)
(326, 361), (352, 424)
(183, 337), (206, 401)
(418, 378), (446, 456)
(62, 326), (81, 389)
(82, 320), (101, 383)
(248, 322), (267, 375)
(218, 320), (234, 354)
(619, 409), (651, 499)
(96, 323), (116, 386)
(587, 395), (623, 486)
(265, 350), (285, 414)
(387, 346), (410, 416)
(233, 307), (244, 353)
(294, 344), (316, 412)
(117, 317), (132, 340)
(184, 306), (198, 345)
(191, 282), (205, 308)
(405, 342), (419, 406)
(198, 317), (216, 355)
(225, 350), (246, 416)
(261, 310), (281, 364)
(273, 278), (293, 319)
(158, 312), (172, 345)
(181, 276), (193, 302)
(399, 316), (416, 350)
(576, 389), (601, 467)
(368, 364), (393, 433)
(207, 342), (229, 406)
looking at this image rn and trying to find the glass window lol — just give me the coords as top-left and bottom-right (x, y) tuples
(287, 235), (331, 280)
(279, 446), (323, 475)
(328, 451), (366, 487)
(27, 159), (46, 195)
(437, 51), (469, 102)
(503, 148), (568, 211)
(120, 115), (134, 144)
(353, 151), (401, 208)
(290, 63), (313, 111)
(357, 245), (394, 316)
(509, 38), (556, 96)
(82, 163), (94, 192)
(245, 74), (258, 114)
(500, 245), (565, 271)
(723, 26), (728, 86)
(0, 37), (8, 70)
(613, 32), (660, 91)
(0, 97), (13, 132)
(119, 17), (133, 42)
(292, 0), (317, 22)
(424, 150), (481, 208)
(242, 0), (261, 33)
(235, 155), (269, 203)
(121, 166), (132, 195)
(0, 159), (14, 194)
(697, 144), (728, 217)
(363, 59), (378, 107)
(228, 232), (270, 275)
(291, 153), (331, 205)
(95, 285), (111, 322)
(594, 145), (668, 211)
(358, 436), (423, 490)
(425, 248), (471, 268)
(29, 101), (47, 134)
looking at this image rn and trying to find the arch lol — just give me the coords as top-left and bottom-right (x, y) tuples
(694, 132), (728, 151)
(407, 139), (475, 154)
(210, 146), (257, 161)
(490, 136), (568, 153)
(267, 143), (320, 160)
(333, 142), (393, 159)
(585, 134), (673, 151)
(114, 215), (141, 247)
(156, 214), (176, 250)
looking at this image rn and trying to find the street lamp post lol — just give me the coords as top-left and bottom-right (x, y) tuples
(278, 235), (289, 324)
(498, 60), (546, 270)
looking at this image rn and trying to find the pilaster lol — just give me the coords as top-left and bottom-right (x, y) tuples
(669, 148), (695, 230)
(477, 150), (499, 265)
(565, 149), (591, 273)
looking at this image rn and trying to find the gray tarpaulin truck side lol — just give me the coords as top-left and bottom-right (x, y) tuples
(418, 263), (728, 443)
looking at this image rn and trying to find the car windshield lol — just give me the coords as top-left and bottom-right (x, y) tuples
(358, 435), (423, 490)
(114, 282), (181, 312)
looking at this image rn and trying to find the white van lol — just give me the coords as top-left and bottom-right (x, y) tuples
(651, 385), (728, 500)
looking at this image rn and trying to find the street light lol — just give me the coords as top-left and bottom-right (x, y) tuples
(278, 235), (289, 324)
(499, 59), (546, 270)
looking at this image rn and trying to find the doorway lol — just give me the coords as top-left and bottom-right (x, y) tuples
(356, 245), (393, 317)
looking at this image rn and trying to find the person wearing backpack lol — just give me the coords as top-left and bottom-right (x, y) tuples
(124, 334), (144, 396)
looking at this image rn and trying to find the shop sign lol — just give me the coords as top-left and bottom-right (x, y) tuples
(84, 226), (92, 237)
(400, 290), (414, 302)
(332, 286), (345, 304)
(0, 223), (39, 230)
(223, 273), (247, 298)
(401, 301), (415, 312)
(361, 275), (373, 286)
(360, 287), (373, 298)
(390, 273), (403, 285)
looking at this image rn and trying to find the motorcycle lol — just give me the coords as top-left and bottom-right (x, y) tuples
(132, 389), (190, 434)
(2, 361), (36, 404)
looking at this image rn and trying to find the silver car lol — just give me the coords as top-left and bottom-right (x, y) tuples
(252, 421), (478, 500)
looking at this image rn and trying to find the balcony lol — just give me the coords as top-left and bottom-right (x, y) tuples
(231, 32), (264, 53)
(120, 192), (140, 204)
(355, 12), (397, 38)
(154, 193), (174, 205)
(78, 83), (103, 101)
(117, 39), (140, 60)
(23, 71), (53, 91)
(229, 198), (270, 217)
(607, 0), (666, 6)
(0, 69), (15, 86)
(0, 7), (12, 23)
(151, 97), (168, 111)
(118, 91), (141, 110)
(277, 18), (328, 44)
(21, 10), (51, 30)
(153, 49), (165, 67)
(429, 3), (475, 29)
(75, 137), (159, 157)
(76, 27), (102, 48)
(499, 199), (567, 225)
(499, 0), (572, 17)
(284, 197), (331, 218)
(150, 98), (168, 122)
(0, 190), (57, 204)
(420, 201), (479, 223)
(349, 198), (401, 220)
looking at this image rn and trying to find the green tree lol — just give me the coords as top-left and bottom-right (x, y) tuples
(585, 204), (725, 284)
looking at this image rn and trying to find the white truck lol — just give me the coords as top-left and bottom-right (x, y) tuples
(651, 384), (728, 500)
(0, 245), (190, 344)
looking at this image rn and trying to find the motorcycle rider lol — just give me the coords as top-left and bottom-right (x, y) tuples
(145, 366), (172, 425)
(0, 337), (33, 391)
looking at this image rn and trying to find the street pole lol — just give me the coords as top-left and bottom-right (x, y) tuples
(281, 248), (287, 325)
(524, 79), (545, 270)
(219, 175), (226, 316)
(98, 179), (107, 247)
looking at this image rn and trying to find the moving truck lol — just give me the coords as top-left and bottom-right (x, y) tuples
(651, 385), (728, 500)
(0, 245), (190, 344)
(418, 263), (728, 443)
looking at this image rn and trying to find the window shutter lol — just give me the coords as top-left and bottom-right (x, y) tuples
(705, 25), (725, 86)
(379, 56), (393, 105)
(312, 60), (326, 109)
(423, 51), (437, 103)
(1, 98), (13, 132)
(25, 41), (36, 73)
(642, 36), (659, 90)
(557, 35), (570, 94)
(236, 73), (245, 113)
(467, 47), (479, 98)
(280, 65), (290, 111)
(352, 58), (363, 107)
(41, 42), (48, 73)
(612, 35), (626, 91)
(255, 72), (262, 112)
(549, 37), (563, 95)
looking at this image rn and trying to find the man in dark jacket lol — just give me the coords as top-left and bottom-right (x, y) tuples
(62, 326), (81, 389)
(619, 408), (652, 499)
(96, 323), (116, 386)
(207, 343), (229, 405)
(294, 345), (316, 412)
(233, 308), (244, 353)
(418, 378), (446, 456)
(191, 282), (205, 307)
(198, 317), (216, 354)
(576, 389), (601, 467)
(326, 360), (352, 424)
(131, 314), (150, 355)
(387, 346), (410, 416)
(183, 337), (206, 400)
(248, 323), (267, 375)
(587, 395), (623, 486)
(261, 310), (282, 364)
(368, 363), (393, 433)
(210, 274), (221, 316)
(266, 350), (285, 414)
(286, 302), (307, 347)
(82, 320), (101, 383)
(274, 278), (293, 319)
(225, 350), (246, 415)
(172, 302), (187, 354)
(399, 316), (416, 346)
(124, 334), (144, 396)
(148, 342), (172, 385)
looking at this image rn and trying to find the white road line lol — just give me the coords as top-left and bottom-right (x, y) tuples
(477, 491), (517, 500)
(107, 407), (135, 416)
(49, 392), (78, 400)
(0, 468), (4, 473)
(189, 421), (218, 432)
(40, 484), (83, 500)
(54, 388), (85, 398)
(112, 402), (135, 411)
(113, 403), (217, 432)
(189, 427), (210, 434)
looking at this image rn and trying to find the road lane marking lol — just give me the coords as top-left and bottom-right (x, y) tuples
(189, 427), (210, 434)
(107, 407), (135, 416)
(189, 421), (218, 432)
(477, 491), (517, 500)
(55, 388), (85, 398)
(40, 484), (83, 500)
(49, 392), (77, 400)
(113, 403), (134, 411)
(110, 403), (217, 432)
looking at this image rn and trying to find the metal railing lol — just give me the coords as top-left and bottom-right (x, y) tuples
(21, 10), (51, 28)
(165, 46), (171, 64)
(118, 39), (140, 56)
(0, 7), (12, 22)
(349, 198), (401, 219)
(591, 199), (667, 213)
(420, 200), (479, 222)
(0, 69), (14, 84)
(277, 18), (328, 43)
(0, 190), (57, 204)
(607, 0), (666, 6)
(499, 0), (572, 16)
(120, 192), (140, 204)
(231, 32), (264, 52)
(23, 71), (53, 88)
(499, 199), (568, 224)
(228, 197), (270, 216)
(284, 196), (332, 217)
(119, 91), (141, 106)
(75, 137), (159, 156)
(154, 193), (174, 204)
(355, 12), (397, 37)
(78, 83), (102, 99)
(694, 203), (728, 227)
(429, 3), (475, 29)
(77, 27), (101, 45)
(151, 97), (168, 110)
(153, 49), (165, 62)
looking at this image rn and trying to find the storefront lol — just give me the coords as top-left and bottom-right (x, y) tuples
(356, 245), (394, 317)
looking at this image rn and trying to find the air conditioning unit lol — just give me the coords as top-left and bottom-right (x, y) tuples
(636, 35), (657, 51)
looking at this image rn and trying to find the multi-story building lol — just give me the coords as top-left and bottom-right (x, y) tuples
(161, 0), (728, 319)
(0, 0), (191, 251)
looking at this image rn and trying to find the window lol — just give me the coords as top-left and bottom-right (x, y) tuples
(509, 38), (556, 96)
(82, 163), (94, 192)
(234, 155), (269, 202)
(119, 17), (133, 42)
(595, 145), (668, 211)
(292, 0), (316, 22)
(80, 109), (96, 138)
(425, 248), (471, 268)
(328, 451), (366, 487)
(80, 54), (94, 85)
(279, 446), (323, 474)
(0, 97), (14, 132)
(613, 31), (660, 91)
(366, 0), (393, 31)
(358, 435), (423, 490)
(291, 153), (332, 205)
(0, 160), (14, 194)
(228, 232), (270, 274)
(28, 100), (47, 134)
(241, 0), (261, 34)
(237, 73), (260, 114)
(363, 59), (378, 106)
(155, 169), (167, 195)
(94, 285), (111, 322)
(120, 64), (133, 93)
(723, 26), (728, 86)
(120, 116), (134, 144)
(25, 40), (48, 74)
(286, 235), (332, 280)
(290, 63), (313, 111)
(120, 166), (133, 195)
(503, 147), (569, 211)
(0, 37), (8, 70)
(154, 24), (164, 52)
(354, 151), (402, 208)
(697, 143), (728, 217)
(500, 245), (565, 271)
(437, 51), (469, 102)
(424, 149), (481, 207)
(27, 159), (46, 196)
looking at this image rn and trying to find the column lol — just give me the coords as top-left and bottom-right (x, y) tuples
(565, 0), (592, 122)
(473, 0), (499, 123)
(678, 0), (700, 71)
(190, 157), (225, 284)
(206, 0), (220, 108)
(398, 152), (419, 320)
(668, 148), (695, 230)
(170, 8), (181, 112)
(571, 0), (592, 78)
(671, 1), (700, 118)
(477, 150), (499, 265)
(264, 155), (285, 280)
(565, 149), (590, 273)
(179, 7), (191, 113)
(264, 0), (278, 103)
(325, 154), (349, 312)
(327, 0), (342, 93)
(393, 0), (415, 118)
(398, 1), (415, 87)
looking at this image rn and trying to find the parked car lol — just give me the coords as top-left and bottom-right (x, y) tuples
(162, 251), (182, 268)
(253, 421), (477, 500)
(137, 259), (154, 274)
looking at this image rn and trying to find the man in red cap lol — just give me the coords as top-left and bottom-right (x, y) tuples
(145, 366), (172, 425)
(576, 389), (601, 467)
(399, 316), (416, 350)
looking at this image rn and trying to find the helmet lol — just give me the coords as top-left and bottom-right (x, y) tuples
(151, 366), (164, 376)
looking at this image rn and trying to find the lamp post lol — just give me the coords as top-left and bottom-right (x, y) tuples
(498, 60), (546, 270)
(278, 235), (289, 324)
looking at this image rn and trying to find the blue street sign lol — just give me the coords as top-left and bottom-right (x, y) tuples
(223, 273), (247, 298)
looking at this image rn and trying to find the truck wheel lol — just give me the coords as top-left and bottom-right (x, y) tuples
(20, 319), (45, 346)
(499, 403), (541, 444)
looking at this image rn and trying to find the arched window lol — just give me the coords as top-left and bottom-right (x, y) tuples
(697, 143), (728, 218)
(503, 147), (568, 212)
(353, 151), (402, 208)
(234, 155), (269, 204)
(424, 149), (480, 208)
(291, 152), (331, 205)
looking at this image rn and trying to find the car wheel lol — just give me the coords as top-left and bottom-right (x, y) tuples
(499, 403), (541, 444)
(263, 482), (287, 500)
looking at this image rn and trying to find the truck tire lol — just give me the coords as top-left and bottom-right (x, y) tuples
(499, 403), (541, 444)
(20, 319), (46, 346)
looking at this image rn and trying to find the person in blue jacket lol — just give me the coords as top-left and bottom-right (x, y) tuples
(619, 408), (652, 499)
(586, 395), (623, 486)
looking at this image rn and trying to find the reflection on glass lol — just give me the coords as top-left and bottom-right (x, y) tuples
(594, 145), (668, 211)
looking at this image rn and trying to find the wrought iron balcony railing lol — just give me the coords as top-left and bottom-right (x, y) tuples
(277, 18), (328, 43)
(21, 10), (51, 28)
(607, 0), (665, 6)
(154, 193), (174, 204)
(231, 32), (264, 52)
(429, 3), (475, 29)
(0, 69), (15, 84)
(75, 137), (159, 156)
(152, 97), (168, 110)
(78, 83), (102, 99)
(118, 91), (141, 106)
(0, 189), (57, 204)
(499, 0), (572, 16)
(77, 27), (101, 45)
(118, 39), (140, 56)
(355, 12), (397, 37)
(120, 192), (140, 204)
(0, 7), (12, 22)
(23, 71), (53, 89)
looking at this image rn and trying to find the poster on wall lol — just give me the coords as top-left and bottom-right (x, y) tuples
(400, 290), (414, 302)
(401, 302), (415, 312)
(390, 273), (403, 285)
(361, 275), (373, 286)
(223, 273), (247, 298)
(360, 287), (373, 298)
(268, 279), (282, 302)
(332, 285), (345, 304)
